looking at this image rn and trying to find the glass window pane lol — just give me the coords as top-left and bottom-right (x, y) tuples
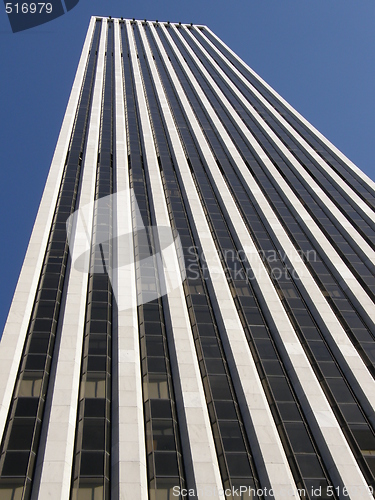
(284, 422), (314, 453)
(351, 425), (375, 452)
(154, 452), (179, 476)
(84, 376), (106, 399)
(208, 375), (232, 400)
(226, 452), (252, 477)
(7, 419), (35, 451)
(84, 399), (106, 418)
(151, 420), (175, 451)
(2, 451), (30, 476)
(150, 400), (172, 419)
(14, 398), (39, 418)
(82, 419), (106, 450)
(76, 484), (104, 500)
(0, 485), (23, 500)
(295, 454), (324, 478)
(220, 421), (245, 452)
(80, 451), (104, 476)
(18, 374), (43, 398)
(268, 377), (293, 402)
(146, 374), (169, 399)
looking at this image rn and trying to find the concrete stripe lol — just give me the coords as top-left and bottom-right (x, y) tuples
(35, 17), (107, 500)
(111, 19), (148, 500)
(151, 22), (300, 499)
(129, 20), (223, 497)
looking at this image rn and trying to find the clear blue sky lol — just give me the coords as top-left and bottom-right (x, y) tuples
(0, 0), (374, 333)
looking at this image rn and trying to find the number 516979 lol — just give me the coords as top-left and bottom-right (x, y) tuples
(5, 3), (53, 14)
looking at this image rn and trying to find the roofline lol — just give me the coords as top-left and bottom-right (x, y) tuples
(90, 15), (208, 29)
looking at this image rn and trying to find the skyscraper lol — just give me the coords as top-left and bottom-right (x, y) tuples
(1, 14), (375, 500)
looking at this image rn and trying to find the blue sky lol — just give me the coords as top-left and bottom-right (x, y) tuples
(0, 0), (374, 333)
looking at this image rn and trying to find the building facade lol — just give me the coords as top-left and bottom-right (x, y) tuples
(1, 16), (375, 500)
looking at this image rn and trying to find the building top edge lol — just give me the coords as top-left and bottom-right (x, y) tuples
(90, 15), (207, 28)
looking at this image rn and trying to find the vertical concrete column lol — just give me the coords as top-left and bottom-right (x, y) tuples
(111, 19), (148, 500)
(35, 18), (107, 500)
(127, 20), (223, 498)
(149, 23), (299, 499)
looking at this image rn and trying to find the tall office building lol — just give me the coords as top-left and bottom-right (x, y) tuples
(1, 15), (375, 500)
